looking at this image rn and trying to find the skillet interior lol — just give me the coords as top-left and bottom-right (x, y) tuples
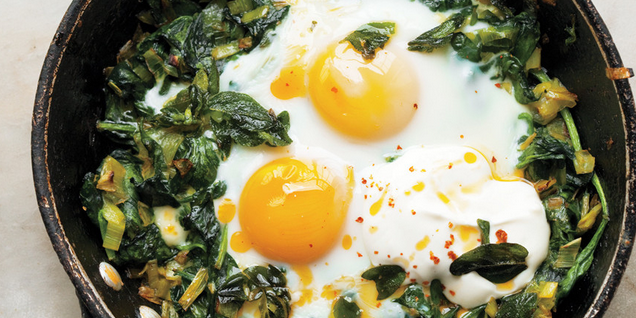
(32, 0), (636, 317)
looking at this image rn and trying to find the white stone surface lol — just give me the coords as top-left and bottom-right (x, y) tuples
(0, 0), (633, 317)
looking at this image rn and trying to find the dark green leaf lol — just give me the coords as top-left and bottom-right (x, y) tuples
(489, 53), (538, 104)
(495, 292), (538, 318)
(217, 265), (291, 318)
(477, 219), (490, 245)
(408, 12), (468, 52)
(333, 297), (362, 318)
(394, 284), (435, 316)
(450, 243), (529, 283)
(451, 33), (482, 62)
(361, 265), (406, 300)
(207, 91), (292, 147)
(418, 0), (472, 12)
(343, 22), (396, 60)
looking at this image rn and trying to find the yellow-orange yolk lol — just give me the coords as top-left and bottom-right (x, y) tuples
(308, 42), (419, 139)
(239, 158), (353, 264)
(271, 66), (307, 100)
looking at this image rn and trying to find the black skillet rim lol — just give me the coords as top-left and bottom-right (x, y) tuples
(31, 0), (636, 317)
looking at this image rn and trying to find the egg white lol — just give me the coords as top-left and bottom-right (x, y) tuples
(213, 0), (541, 316)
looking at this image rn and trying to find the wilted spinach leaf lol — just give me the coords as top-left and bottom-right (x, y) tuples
(418, 0), (472, 12)
(450, 243), (529, 283)
(495, 292), (538, 318)
(361, 265), (406, 300)
(394, 281), (460, 318)
(216, 265), (291, 318)
(207, 91), (292, 147)
(343, 22), (396, 60)
(477, 219), (491, 244)
(408, 11), (468, 52)
(333, 296), (362, 318)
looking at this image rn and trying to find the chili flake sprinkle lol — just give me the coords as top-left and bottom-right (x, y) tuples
(355, 217), (364, 223)
(409, 166), (415, 172)
(357, 252), (363, 257)
(448, 251), (458, 261)
(429, 251), (440, 265)
(496, 229), (508, 243)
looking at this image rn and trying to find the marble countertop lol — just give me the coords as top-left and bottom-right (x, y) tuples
(0, 0), (634, 317)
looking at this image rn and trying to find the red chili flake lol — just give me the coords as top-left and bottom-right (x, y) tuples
(388, 198), (395, 208)
(460, 135), (464, 139)
(410, 278), (417, 283)
(290, 71), (294, 74)
(409, 166), (415, 172)
(450, 290), (456, 296)
(448, 222), (454, 228)
(444, 240), (453, 249)
(448, 251), (458, 261)
(397, 145), (403, 150)
(376, 302), (382, 308)
(377, 186), (384, 191)
(448, 163), (453, 169)
(492, 156), (498, 163)
(495, 83), (502, 88)
(414, 103), (419, 109)
(450, 234), (455, 243)
(477, 238), (482, 242)
(429, 251), (440, 265)
(499, 55), (504, 59)
(285, 83), (290, 87)
(441, 284), (446, 291)
(413, 265), (418, 269)
(309, 244), (313, 248)
(496, 229), (508, 243)
(331, 87), (338, 93)
(361, 178), (367, 184)
(357, 252), (363, 257)
(400, 253), (403, 256)
(387, 254), (391, 258)
(374, 251), (379, 255)
(412, 210), (417, 215)
(355, 217), (364, 223)
(364, 195), (368, 199)
(474, 90), (478, 93)
(423, 281), (430, 286)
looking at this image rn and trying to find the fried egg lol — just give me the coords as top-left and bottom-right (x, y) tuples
(213, 0), (549, 316)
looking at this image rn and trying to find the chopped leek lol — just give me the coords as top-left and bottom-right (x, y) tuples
(241, 5), (269, 24)
(228, 0), (254, 15)
(178, 267), (209, 311)
(485, 297), (498, 318)
(574, 150), (596, 174)
(538, 282), (558, 299)
(137, 201), (154, 227)
(528, 78), (578, 125)
(162, 301), (179, 318)
(212, 42), (241, 60)
(555, 238), (582, 268)
(576, 204), (602, 234)
(96, 156), (128, 204)
(143, 49), (167, 81)
(101, 202), (126, 251)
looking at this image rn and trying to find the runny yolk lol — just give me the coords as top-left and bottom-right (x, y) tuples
(239, 157), (353, 264)
(308, 42), (419, 139)
(271, 66), (307, 100)
(217, 198), (236, 224)
(230, 231), (252, 253)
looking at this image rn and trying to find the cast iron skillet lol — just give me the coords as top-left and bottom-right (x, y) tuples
(32, 0), (636, 317)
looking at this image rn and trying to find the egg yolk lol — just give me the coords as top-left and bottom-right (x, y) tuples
(239, 158), (353, 264)
(308, 42), (419, 139)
